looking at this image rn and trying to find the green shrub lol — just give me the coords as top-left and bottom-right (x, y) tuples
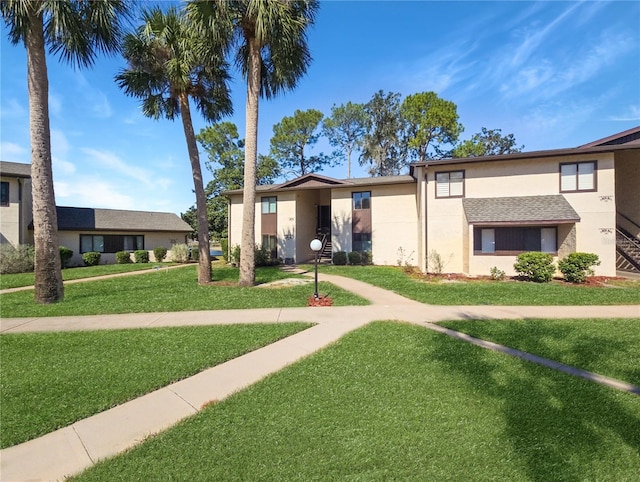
(230, 245), (241, 265)
(360, 251), (372, 265)
(0, 244), (35, 274)
(558, 252), (600, 283)
(220, 238), (229, 262)
(490, 266), (505, 281)
(59, 246), (73, 268)
(513, 252), (555, 283)
(171, 243), (190, 263)
(189, 247), (199, 262)
(333, 251), (347, 266)
(153, 246), (167, 263)
(348, 251), (362, 265)
(82, 252), (101, 267)
(115, 251), (131, 264)
(134, 250), (149, 263)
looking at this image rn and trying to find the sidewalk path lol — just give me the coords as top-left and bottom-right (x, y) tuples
(1, 272), (639, 481)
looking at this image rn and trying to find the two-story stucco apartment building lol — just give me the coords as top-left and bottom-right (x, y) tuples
(0, 161), (193, 265)
(226, 127), (640, 277)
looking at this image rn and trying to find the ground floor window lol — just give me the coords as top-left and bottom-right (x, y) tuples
(261, 234), (277, 259)
(474, 226), (556, 255)
(0, 182), (9, 206)
(353, 232), (372, 252)
(80, 234), (144, 253)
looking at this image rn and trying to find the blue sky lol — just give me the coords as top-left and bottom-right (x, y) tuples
(1, 1), (638, 217)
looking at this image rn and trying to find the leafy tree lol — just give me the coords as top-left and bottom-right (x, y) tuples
(1, 0), (130, 303)
(401, 91), (462, 161)
(322, 101), (368, 179)
(270, 108), (331, 177)
(188, 0), (318, 286)
(452, 127), (524, 158)
(115, 6), (232, 285)
(183, 122), (279, 239)
(360, 90), (408, 177)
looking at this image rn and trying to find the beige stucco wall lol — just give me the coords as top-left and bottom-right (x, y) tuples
(1, 175), (32, 246)
(58, 231), (189, 266)
(424, 153), (618, 276)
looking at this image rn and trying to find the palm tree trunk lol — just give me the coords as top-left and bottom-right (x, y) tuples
(179, 93), (211, 284)
(239, 37), (261, 286)
(26, 9), (63, 303)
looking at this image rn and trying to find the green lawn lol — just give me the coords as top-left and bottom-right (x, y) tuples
(318, 265), (640, 305)
(439, 318), (640, 386)
(73, 321), (640, 481)
(0, 266), (368, 317)
(0, 323), (312, 448)
(0, 262), (179, 290)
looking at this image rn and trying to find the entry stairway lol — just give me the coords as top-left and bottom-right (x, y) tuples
(616, 226), (640, 274)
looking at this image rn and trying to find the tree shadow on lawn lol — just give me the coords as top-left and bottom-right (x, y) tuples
(430, 329), (640, 480)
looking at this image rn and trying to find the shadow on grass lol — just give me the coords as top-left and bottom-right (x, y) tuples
(430, 329), (640, 480)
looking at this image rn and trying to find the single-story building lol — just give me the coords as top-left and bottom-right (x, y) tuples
(0, 161), (193, 265)
(225, 127), (640, 277)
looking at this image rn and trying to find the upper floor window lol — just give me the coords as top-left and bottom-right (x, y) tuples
(560, 161), (596, 192)
(435, 170), (464, 198)
(353, 191), (371, 210)
(0, 182), (9, 206)
(261, 196), (276, 214)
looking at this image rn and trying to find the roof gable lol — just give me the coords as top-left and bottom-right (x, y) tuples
(579, 126), (640, 148)
(276, 173), (349, 190)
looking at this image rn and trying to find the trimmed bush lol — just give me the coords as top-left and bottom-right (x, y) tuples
(348, 251), (362, 265)
(115, 251), (131, 264)
(220, 238), (229, 262)
(59, 246), (73, 268)
(513, 252), (555, 283)
(189, 247), (199, 262)
(559, 252), (600, 283)
(134, 250), (149, 263)
(82, 252), (101, 267)
(153, 246), (167, 263)
(171, 243), (190, 263)
(230, 245), (241, 265)
(0, 244), (35, 274)
(333, 251), (347, 266)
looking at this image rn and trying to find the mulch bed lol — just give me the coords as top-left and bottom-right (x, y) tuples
(307, 295), (334, 307)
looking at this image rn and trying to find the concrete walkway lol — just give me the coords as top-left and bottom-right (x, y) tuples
(1, 272), (639, 481)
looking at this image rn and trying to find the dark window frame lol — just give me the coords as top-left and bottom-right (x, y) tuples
(435, 170), (465, 198)
(353, 191), (371, 210)
(261, 196), (277, 214)
(559, 160), (597, 193)
(79, 234), (145, 254)
(0, 181), (9, 206)
(473, 226), (557, 256)
(352, 232), (372, 253)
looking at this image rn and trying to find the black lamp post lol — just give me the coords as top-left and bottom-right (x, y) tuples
(310, 238), (322, 299)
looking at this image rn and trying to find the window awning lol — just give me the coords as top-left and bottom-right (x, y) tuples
(463, 195), (580, 226)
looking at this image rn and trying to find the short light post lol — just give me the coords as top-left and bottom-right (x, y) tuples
(310, 238), (322, 299)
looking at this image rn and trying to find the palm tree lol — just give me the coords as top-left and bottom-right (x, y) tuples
(188, 0), (318, 286)
(1, 0), (130, 303)
(115, 6), (232, 285)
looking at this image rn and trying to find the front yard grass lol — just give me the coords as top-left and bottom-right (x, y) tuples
(0, 322), (313, 448)
(439, 318), (640, 386)
(73, 321), (640, 481)
(0, 262), (179, 290)
(318, 265), (640, 305)
(0, 266), (368, 317)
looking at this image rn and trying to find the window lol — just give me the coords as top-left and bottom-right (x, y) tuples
(435, 170), (464, 198)
(261, 196), (276, 214)
(353, 232), (372, 252)
(353, 191), (371, 210)
(262, 234), (277, 259)
(0, 182), (9, 206)
(560, 161), (596, 192)
(474, 227), (557, 255)
(80, 234), (144, 253)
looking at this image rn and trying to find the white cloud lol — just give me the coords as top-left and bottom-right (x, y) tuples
(608, 105), (640, 122)
(0, 98), (27, 119)
(55, 178), (135, 210)
(0, 142), (28, 163)
(81, 147), (155, 187)
(74, 73), (113, 118)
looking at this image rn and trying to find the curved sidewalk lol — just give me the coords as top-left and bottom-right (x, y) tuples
(1, 273), (639, 481)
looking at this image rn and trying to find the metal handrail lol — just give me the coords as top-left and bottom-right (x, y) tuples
(617, 212), (640, 234)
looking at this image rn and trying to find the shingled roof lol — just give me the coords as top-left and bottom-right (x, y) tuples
(54, 207), (192, 232)
(462, 195), (580, 225)
(0, 161), (31, 178)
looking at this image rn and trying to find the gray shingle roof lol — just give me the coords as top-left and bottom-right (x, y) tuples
(0, 161), (31, 178)
(462, 195), (580, 225)
(55, 206), (192, 232)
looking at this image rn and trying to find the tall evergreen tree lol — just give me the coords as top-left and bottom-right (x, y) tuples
(1, 0), (131, 303)
(322, 102), (368, 179)
(188, 0), (318, 286)
(452, 127), (524, 158)
(115, 6), (232, 284)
